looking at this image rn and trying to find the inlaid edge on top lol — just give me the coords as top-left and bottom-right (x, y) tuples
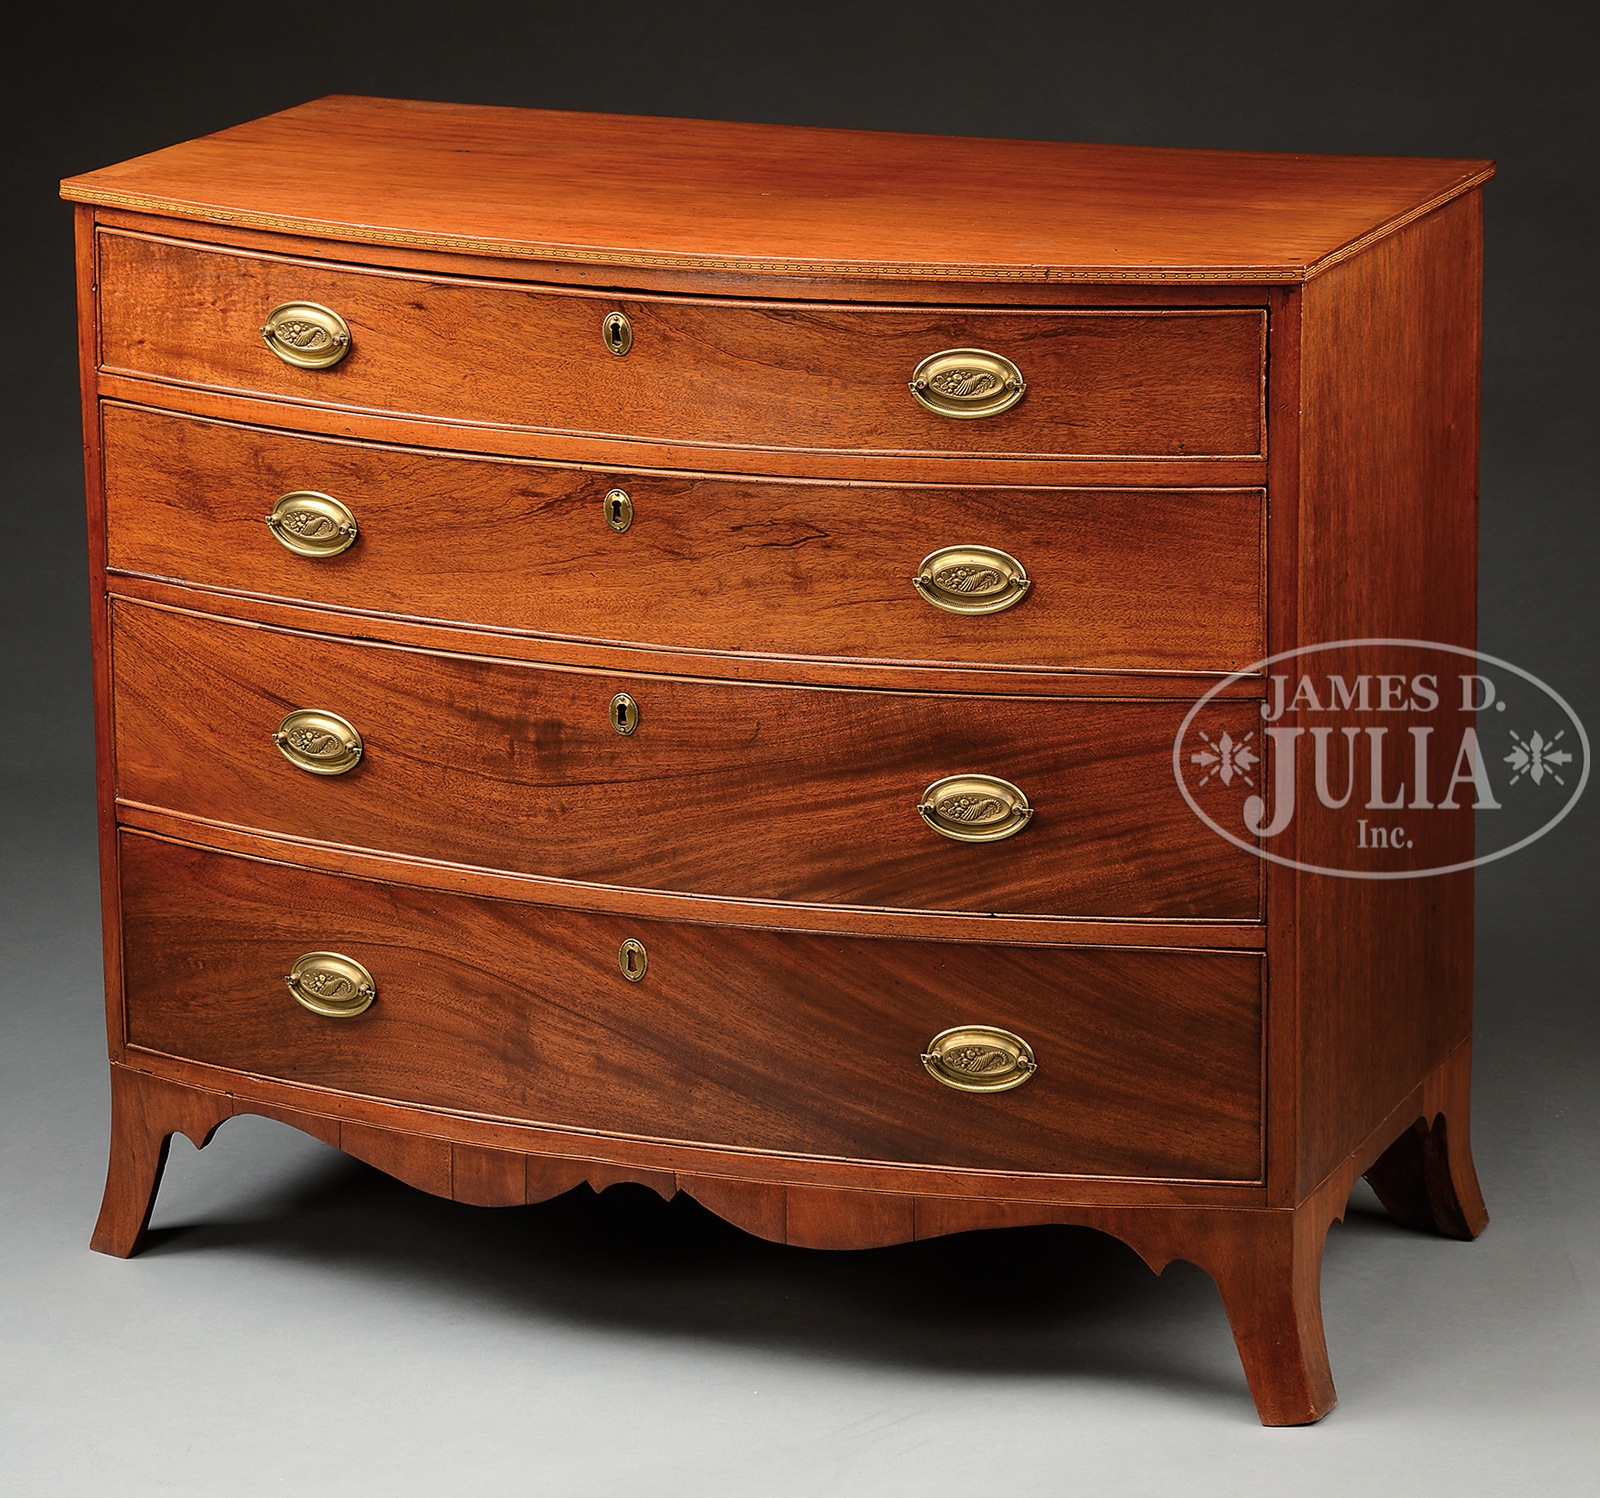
(61, 95), (1495, 285)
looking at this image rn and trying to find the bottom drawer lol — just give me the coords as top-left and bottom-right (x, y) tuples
(118, 833), (1264, 1182)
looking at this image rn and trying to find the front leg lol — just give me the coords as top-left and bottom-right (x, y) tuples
(90, 1067), (230, 1258)
(1200, 1205), (1337, 1425)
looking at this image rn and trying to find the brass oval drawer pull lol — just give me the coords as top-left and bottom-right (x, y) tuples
(913, 545), (1030, 615)
(262, 301), (352, 369)
(918, 774), (1033, 842)
(274, 708), (364, 776)
(265, 491), (359, 558)
(909, 348), (1026, 419)
(922, 1026), (1037, 1093)
(287, 951), (376, 1018)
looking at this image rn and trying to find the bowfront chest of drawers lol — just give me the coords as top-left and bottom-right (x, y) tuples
(64, 97), (1493, 1423)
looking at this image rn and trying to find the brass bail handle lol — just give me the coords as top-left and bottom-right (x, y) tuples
(266, 491), (359, 558)
(286, 952), (377, 1018)
(922, 1026), (1037, 1092)
(909, 348), (1026, 419)
(912, 545), (1030, 616)
(918, 774), (1033, 843)
(262, 301), (352, 369)
(274, 708), (364, 776)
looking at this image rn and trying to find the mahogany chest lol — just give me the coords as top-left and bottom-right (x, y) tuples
(62, 97), (1492, 1423)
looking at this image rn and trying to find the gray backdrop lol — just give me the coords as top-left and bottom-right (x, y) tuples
(3, 2), (1596, 1492)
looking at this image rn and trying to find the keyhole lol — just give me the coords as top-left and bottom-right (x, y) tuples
(610, 692), (639, 735)
(604, 488), (633, 532)
(602, 311), (633, 356)
(618, 938), (648, 981)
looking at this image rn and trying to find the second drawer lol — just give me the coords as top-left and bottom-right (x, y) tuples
(103, 404), (1265, 675)
(110, 600), (1261, 919)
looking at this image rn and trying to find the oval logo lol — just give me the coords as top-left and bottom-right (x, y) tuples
(1174, 639), (1589, 878)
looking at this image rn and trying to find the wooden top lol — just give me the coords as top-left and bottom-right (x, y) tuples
(62, 95), (1492, 285)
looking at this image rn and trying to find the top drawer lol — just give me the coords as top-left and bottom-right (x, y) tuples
(97, 231), (1266, 460)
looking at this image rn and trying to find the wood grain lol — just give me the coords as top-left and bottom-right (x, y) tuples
(107, 570), (1268, 701)
(96, 230), (1266, 460)
(117, 831), (1265, 1182)
(96, 368), (1267, 490)
(61, 95), (1491, 283)
(115, 1040), (1269, 1209)
(113, 807), (1267, 950)
(102, 402), (1265, 675)
(109, 598), (1263, 920)
(1289, 194), (1481, 1194)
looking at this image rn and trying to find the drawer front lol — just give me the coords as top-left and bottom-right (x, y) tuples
(119, 833), (1264, 1181)
(110, 601), (1261, 919)
(104, 405), (1266, 674)
(97, 231), (1265, 459)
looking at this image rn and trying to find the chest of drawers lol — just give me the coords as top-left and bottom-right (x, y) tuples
(63, 96), (1492, 1423)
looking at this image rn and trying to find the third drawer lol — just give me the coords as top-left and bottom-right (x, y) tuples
(110, 598), (1261, 919)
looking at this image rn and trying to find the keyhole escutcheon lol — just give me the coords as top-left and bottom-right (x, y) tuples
(604, 488), (634, 532)
(602, 310), (633, 356)
(619, 938), (648, 981)
(610, 692), (639, 735)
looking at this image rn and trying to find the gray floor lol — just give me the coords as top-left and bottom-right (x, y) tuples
(2, 778), (1596, 1496)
